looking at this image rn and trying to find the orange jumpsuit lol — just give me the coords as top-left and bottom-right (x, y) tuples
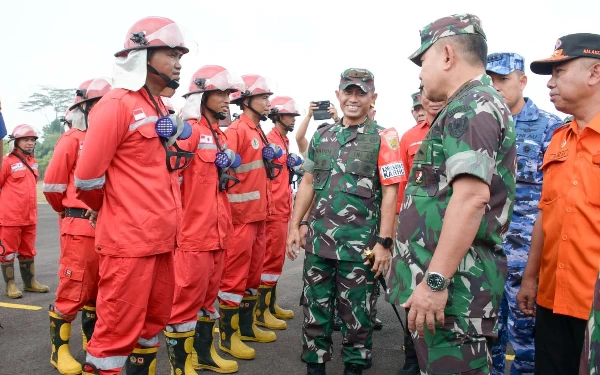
(262, 128), (292, 286)
(74, 88), (181, 375)
(44, 128), (98, 320)
(395, 119), (430, 213)
(218, 114), (270, 306)
(169, 116), (233, 328)
(0, 152), (38, 263)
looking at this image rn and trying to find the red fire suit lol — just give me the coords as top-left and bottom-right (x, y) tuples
(74, 88), (180, 375)
(43, 128), (98, 320)
(168, 116), (232, 328)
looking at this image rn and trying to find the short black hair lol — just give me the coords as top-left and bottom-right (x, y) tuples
(437, 34), (488, 68)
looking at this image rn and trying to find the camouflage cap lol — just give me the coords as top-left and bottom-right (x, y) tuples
(408, 14), (487, 66)
(486, 52), (525, 75)
(411, 92), (422, 108)
(530, 33), (600, 75)
(339, 68), (375, 93)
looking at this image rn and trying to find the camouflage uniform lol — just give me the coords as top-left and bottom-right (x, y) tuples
(486, 53), (563, 375)
(581, 270), (600, 375)
(302, 70), (403, 367)
(386, 14), (517, 375)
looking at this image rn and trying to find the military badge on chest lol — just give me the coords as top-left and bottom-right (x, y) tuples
(415, 170), (424, 185)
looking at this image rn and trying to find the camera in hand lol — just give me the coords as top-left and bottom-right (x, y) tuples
(312, 100), (331, 120)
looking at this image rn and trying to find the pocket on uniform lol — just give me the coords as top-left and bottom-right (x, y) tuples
(57, 264), (84, 302)
(10, 170), (26, 179)
(133, 124), (163, 167)
(408, 164), (439, 197)
(584, 157), (600, 207)
(194, 149), (217, 184)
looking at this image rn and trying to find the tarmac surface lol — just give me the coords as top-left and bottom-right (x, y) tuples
(0, 204), (514, 374)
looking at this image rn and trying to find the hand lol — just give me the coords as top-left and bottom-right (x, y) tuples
(299, 224), (309, 248)
(364, 243), (391, 278)
(86, 209), (98, 228)
(58, 211), (66, 218)
(328, 106), (339, 122)
(307, 102), (318, 117)
(517, 277), (538, 317)
(286, 226), (301, 260)
(404, 281), (448, 336)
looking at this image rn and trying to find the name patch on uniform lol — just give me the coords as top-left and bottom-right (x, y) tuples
(11, 163), (24, 172)
(200, 134), (213, 144)
(380, 162), (405, 179)
(132, 108), (146, 121)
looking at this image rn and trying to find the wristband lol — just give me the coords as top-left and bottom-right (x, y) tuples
(299, 221), (309, 227)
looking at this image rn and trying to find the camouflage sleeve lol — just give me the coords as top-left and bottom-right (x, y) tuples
(377, 128), (403, 185)
(541, 115), (564, 154)
(443, 101), (502, 185)
(303, 131), (317, 174)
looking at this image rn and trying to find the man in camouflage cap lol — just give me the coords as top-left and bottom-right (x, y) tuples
(287, 68), (403, 375)
(486, 52), (563, 375)
(386, 14), (516, 374)
(410, 92), (426, 123)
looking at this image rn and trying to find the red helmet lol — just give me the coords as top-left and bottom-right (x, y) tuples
(230, 74), (273, 104)
(69, 78), (112, 111)
(115, 16), (189, 57)
(183, 65), (244, 98)
(269, 96), (300, 116)
(10, 124), (38, 141)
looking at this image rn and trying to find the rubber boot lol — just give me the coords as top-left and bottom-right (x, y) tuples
(164, 330), (199, 375)
(49, 307), (83, 375)
(1, 261), (22, 299)
(344, 363), (364, 375)
(218, 304), (255, 360)
(270, 283), (294, 320)
(124, 346), (158, 375)
(191, 316), (238, 373)
(82, 363), (100, 375)
(19, 258), (49, 293)
(238, 295), (276, 343)
(307, 363), (326, 375)
(82, 304), (97, 352)
(255, 285), (286, 330)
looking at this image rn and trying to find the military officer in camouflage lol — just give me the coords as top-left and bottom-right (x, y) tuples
(386, 14), (517, 374)
(486, 52), (562, 375)
(287, 68), (403, 375)
(411, 92), (426, 124)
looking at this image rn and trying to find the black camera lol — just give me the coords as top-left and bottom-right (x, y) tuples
(312, 100), (331, 120)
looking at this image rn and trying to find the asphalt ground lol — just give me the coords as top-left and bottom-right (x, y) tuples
(0, 204), (514, 375)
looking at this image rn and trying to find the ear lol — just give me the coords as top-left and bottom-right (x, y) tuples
(335, 90), (341, 102)
(443, 44), (457, 71)
(520, 74), (528, 91)
(589, 62), (600, 86)
(370, 92), (378, 102)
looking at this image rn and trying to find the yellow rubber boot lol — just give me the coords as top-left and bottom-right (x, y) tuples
(49, 309), (83, 375)
(164, 330), (199, 374)
(191, 317), (238, 373)
(238, 296), (276, 343)
(255, 285), (287, 330)
(218, 304), (255, 360)
(81, 304), (97, 352)
(124, 346), (157, 375)
(1, 262), (22, 299)
(270, 284), (294, 320)
(19, 258), (49, 293)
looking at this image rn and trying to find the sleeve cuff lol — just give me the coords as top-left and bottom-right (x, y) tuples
(446, 150), (496, 185)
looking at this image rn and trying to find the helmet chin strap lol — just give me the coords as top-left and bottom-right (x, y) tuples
(201, 99), (227, 121)
(147, 64), (180, 90)
(246, 97), (268, 121)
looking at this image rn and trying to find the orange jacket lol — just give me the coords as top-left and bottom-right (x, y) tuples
(74, 88), (182, 257)
(224, 114), (270, 225)
(43, 129), (94, 237)
(266, 128), (292, 221)
(0, 152), (38, 226)
(177, 116), (232, 251)
(396, 119), (431, 213)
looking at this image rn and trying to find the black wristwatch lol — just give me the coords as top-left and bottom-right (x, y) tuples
(424, 270), (452, 292)
(376, 236), (393, 250)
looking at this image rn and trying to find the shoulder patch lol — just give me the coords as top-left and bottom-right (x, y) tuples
(447, 117), (469, 138)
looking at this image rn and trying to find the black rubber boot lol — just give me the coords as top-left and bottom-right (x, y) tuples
(124, 346), (158, 375)
(192, 316), (238, 373)
(81, 304), (97, 352)
(306, 363), (326, 375)
(343, 363), (364, 375)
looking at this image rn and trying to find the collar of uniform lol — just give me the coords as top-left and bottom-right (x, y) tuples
(199, 115), (223, 134)
(240, 113), (258, 129)
(418, 118), (430, 129)
(446, 73), (489, 104)
(333, 116), (372, 133)
(514, 97), (539, 122)
(139, 88), (168, 116)
(573, 112), (600, 135)
(269, 127), (289, 147)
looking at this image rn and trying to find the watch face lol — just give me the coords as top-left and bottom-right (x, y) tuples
(427, 273), (445, 291)
(382, 238), (393, 248)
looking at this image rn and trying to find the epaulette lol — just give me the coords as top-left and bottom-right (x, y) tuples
(552, 122), (570, 136)
(317, 121), (333, 129)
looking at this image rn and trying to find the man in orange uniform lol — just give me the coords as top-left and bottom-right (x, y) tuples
(393, 87), (445, 375)
(256, 96), (301, 331)
(74, 16), (191, 375)
(517, 33), (600, 375)
(43, 77), (112, 375)
(165, 65), (242, 374)
(218, 74), (276, 360)
(0, 124), (49, 299)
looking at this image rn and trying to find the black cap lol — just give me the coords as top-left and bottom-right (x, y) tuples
(530, 33), (600, 75)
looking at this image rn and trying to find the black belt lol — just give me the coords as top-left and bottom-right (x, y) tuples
(65, 207), (88, 219)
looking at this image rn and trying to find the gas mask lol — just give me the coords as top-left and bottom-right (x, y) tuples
(215, 148), (242, 191)
(286, 153), (303, 185)
(262, 143), (283, 180)
(154, 115), (194, 171)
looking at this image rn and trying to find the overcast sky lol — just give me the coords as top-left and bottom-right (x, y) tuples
(1, 0), (597, 154)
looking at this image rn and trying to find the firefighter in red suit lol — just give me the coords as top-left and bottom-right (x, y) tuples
(165, 65), (243, 373)
(43, 77), (112, 375)
(74, 16), (192, 375)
